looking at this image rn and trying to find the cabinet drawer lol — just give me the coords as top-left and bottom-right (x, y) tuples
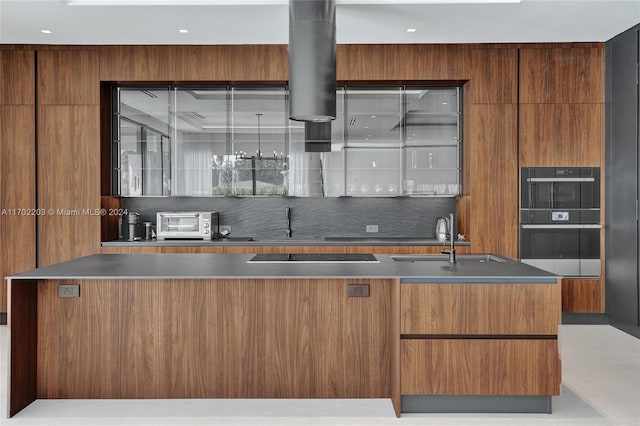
(401, 283), (560, 335)
(401, 339), (561, 395)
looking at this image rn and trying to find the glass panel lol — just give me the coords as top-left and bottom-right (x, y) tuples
(345, 87), (402, 147)
(288, 88), (344, 196)
(174, 88), (227, 196)
(112, 85), (462, 199)
(143, 128), (170, 195)
(117, 88), (171, 197)
(404, 146), (459, 196)
(231, 87), (288, 195)
(160, 216), (200, 233)
(405, 88), (459, 147)
(119, 118), (142, 196)
(345, 148), (401, 196)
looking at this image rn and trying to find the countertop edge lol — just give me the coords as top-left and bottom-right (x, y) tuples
(100, 239), (471, 247)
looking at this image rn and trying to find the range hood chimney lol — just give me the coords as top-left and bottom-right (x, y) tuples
(304, 122), (332, 152)
(288, 0), (336, 124)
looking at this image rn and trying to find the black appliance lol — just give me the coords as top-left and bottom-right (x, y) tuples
(521, 167), (600, 210)
(119, 212), (142, 241)
(520, 167), (601, 277)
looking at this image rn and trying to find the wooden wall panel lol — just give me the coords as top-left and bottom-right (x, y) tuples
(519, 103), (604, 167)
(38, 50), (99, 105)
(0, 49), (35, 105)
(100, 45), (288, 82)
(562, 279), (605, 313)
(467, 104), (518, 257)
(0, 107), (36, 312)
(178, 45), (288, 81)
(465, 48), (517, 104)
(100, 46), (177, 81)
(337, 44), (468, 81)
(7, 279), (38, 416)
(37, 278), (392, 399)
(38, 106), (100, 266)
(520, 47), (605, 104)
(401, 283), (560, 335)
(401, 339), (561, 395)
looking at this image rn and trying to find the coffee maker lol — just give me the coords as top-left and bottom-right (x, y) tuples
(119, 212), (141, 241)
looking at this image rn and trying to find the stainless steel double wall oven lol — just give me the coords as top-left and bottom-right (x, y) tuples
(520, 167), (601, 277)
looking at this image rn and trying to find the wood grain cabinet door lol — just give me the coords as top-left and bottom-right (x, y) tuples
(400, 283), (561, 335)
(400, 339), (561, 396)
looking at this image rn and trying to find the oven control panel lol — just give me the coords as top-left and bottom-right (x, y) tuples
(551, 211), (570, 221)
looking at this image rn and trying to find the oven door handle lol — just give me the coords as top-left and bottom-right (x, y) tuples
(526, 177), (595, 182)
(521, 224), (602, 229)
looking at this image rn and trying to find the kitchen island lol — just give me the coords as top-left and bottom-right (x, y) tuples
(6, 253), (561, 418)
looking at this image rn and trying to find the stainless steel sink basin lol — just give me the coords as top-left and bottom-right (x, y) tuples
(216, 237), (257, 242)
(391, 254), (505, 263)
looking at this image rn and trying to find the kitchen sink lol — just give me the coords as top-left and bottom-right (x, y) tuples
(391, 254), (505, 263)
(216, 237), (258, 242)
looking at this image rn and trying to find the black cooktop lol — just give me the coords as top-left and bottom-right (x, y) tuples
(248, 253), (379, 263)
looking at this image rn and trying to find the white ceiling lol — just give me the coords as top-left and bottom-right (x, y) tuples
(0, 0), (638, 45)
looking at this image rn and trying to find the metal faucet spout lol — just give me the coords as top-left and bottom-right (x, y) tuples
(285, 207), (292, 238)
(441, 212), (456, 263)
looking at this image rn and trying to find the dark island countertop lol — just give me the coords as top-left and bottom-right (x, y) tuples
(8, 253), (557, 283)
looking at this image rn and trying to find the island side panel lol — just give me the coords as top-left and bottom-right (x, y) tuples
(36, 278), (393, 399)
(391, 278), (402, 417)
(7, 279), (38, 417)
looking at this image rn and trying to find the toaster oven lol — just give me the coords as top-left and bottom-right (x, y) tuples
(156, 212), (219, 240)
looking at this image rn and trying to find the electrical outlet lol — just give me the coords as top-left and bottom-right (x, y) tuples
(58, 284), (80, 298)
(219, 225), (232, 235)
(365, 224), (379, 233)
(347, 284), (370, 298)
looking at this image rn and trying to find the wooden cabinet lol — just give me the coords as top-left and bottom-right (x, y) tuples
(401, 283), (560, 335)
(38, 50), (99, 105)
(520, 47), (604, 104)
(0, 50), (34, 105)
(37, 106), (100, 266)
(467, 104), (518, 257)
(401, 339), (560, 395)
(0, 48), (36, 315)
(36, 278), (393, 399)
(562, 278), (604, 313)
(519, 103), (604, 167)
(398, 281), (561, 403)
(519, 45), (605, 314)
(34, 49), (101, 269)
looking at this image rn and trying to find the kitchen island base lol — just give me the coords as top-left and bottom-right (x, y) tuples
(6, 254), (561, 418)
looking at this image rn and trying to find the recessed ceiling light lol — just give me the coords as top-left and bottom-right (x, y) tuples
(407, 28), (417, 33)
(41, 29), (52, 34)
(179, 29), (189, 33)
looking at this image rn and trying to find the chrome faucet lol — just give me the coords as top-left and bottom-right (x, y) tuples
(285, 207), (292, 238)
(441, 212), (456, 263)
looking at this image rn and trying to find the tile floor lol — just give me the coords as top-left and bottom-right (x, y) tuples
(1, 325), (638, 426)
